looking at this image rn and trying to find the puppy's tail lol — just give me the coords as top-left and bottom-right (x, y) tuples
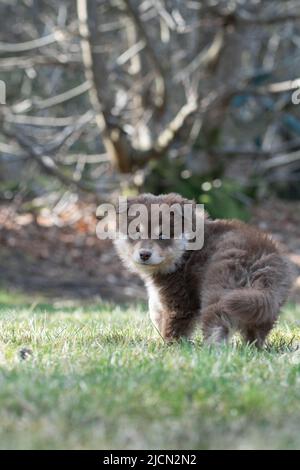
(223, 288), (277, 325)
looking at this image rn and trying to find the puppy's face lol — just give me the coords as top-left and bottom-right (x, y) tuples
(114, 194), (192, 275)
(115, 228), (187, 275)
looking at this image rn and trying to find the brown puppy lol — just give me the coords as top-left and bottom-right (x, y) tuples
(114, 193), (292, 347)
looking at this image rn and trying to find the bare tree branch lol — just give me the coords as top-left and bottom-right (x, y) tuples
(123, 0), (167, 110)
(258, 78), (300, 94)
(262, 149), (300, 170)
(77, 0), (132, 172)
(116, 39), (145, 66)
(33, 80), (91, 110)
(0, 54), (81, 71)
(175, 29), (225, 83)
(0, 30), (66, 53)
(205, 5), (300, 26)
(1, 117), (98, 193)
(3, 113), (91, 127)
(236, 12), (300, 25)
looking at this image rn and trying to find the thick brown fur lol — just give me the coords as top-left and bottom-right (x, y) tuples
(114, 193), (293, 347)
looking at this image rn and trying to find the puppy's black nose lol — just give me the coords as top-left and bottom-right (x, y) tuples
(139, 250), (152, 262)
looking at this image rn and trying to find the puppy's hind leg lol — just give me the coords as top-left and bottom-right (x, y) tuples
(242, 321), (274, 349)
(201, 303), (231, 346)
(223, 287), (277, 349)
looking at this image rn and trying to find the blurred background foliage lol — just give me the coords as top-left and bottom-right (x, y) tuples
(1, 0), (300, 220)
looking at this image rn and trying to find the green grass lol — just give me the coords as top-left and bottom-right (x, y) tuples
(0, 290), (300, 450)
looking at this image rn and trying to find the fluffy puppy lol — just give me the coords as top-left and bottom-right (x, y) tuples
(114, 193), (292, 347)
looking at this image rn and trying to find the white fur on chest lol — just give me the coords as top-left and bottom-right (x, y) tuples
(145, 279), (163, 330)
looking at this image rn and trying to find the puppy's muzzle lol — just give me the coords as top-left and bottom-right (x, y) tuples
(139, 250), (152, 262)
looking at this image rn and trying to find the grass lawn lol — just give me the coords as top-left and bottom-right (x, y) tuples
(0, 290), (300, 450)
